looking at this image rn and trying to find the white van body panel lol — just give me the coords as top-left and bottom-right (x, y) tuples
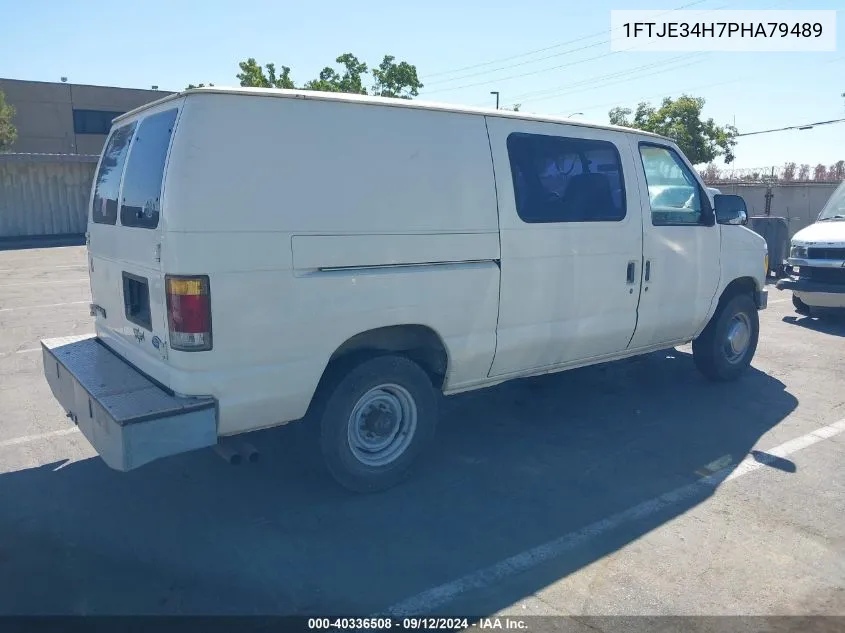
(88, 98), (187, 380)
(791, 219), (845, 244)
(138, 93), (501, 435)
(484, 116), (644, 376)
(65, 87), (768, 457)
(625, 135), (723, 349)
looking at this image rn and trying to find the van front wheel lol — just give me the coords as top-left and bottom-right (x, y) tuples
(692, 294), (759, 382)
(318, 354), (438, 493)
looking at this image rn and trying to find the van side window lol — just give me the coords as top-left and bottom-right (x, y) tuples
(120, 108), (178, 229)
(91, 122), (136, 225)
(639, 144), (711, 226)
(506, 133), (626, 223)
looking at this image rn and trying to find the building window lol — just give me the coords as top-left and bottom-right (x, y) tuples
(73, 109), (125, 135)
(507, 132), (626, 223)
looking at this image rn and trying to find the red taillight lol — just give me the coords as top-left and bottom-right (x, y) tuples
(165, 275), (212, 351)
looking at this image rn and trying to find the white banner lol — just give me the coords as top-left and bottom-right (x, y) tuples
(610, 10), (837, 52)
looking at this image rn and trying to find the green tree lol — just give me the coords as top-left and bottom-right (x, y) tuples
(237, 58), (295, 89)
(186, 83), (215, 89)
(233, 54), (423, 99)
(304, 53), (369, 94)
(798, 164), (810, 181)
(371, 55), (423, 99)
(0, 89), (17, 151)
(701, 163), (720, 182)
(609, 95), (737, 165)
(782, 162), (797, 181)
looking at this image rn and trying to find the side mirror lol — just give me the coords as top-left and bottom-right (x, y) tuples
(714, 194), (748, 225)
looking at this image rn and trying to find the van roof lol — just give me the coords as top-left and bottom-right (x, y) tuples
(114, 86), (671, 141)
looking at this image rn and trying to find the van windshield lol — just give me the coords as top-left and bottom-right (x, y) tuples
(818, 181), (845, 221)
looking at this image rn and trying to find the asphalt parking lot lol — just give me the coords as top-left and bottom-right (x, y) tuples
(1, 245), (844, 619)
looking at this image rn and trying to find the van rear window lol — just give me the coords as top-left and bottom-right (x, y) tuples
(120, 108), (178, 229)
(91, 122), (136, 225)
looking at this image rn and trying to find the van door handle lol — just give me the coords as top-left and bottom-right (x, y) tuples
(626, 261), (636, 284)
(645, 260), (651, 282)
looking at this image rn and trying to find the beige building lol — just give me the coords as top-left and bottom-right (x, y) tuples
(0, 78), (172, 155)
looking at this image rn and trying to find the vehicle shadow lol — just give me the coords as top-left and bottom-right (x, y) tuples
(782, 313), (845, 337)
(0, 349), (797, 616)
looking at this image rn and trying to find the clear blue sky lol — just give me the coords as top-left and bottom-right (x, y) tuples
(1, 0), (842, 169)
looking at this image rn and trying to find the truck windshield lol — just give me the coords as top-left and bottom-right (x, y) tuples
(818, 181), (845, 221)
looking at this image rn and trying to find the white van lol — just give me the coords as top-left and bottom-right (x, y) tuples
(41, 87), (768, 492)
(777, 180), (845, 313)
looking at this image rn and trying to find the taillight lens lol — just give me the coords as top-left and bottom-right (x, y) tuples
(165, 275), (212, 351)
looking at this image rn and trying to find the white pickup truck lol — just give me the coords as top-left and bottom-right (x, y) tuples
(777, 180), (845, 314)
(41, 88), (769, 492)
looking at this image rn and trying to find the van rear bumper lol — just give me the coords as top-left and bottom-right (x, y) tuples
(41, 334), (217, 472)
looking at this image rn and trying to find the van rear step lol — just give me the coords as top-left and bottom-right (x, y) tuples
(41, 334), (217, 471)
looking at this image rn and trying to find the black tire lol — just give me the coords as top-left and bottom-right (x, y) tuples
(692, 294), (759, 382)
(792, 294), (811, 316)
(317, 354), (438, 493)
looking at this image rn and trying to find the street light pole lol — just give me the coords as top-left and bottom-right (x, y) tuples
(490, 91), (500, 109)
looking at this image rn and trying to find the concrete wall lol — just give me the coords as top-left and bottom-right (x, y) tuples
(0, 154), (97, 238)
(0, 152), (841, 241)
(0, 78), (171, 155)
(713, 182), (842, 238)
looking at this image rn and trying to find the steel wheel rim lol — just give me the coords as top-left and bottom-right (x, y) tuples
(347, 384), (417, 467)
(724, 312), (752, 364)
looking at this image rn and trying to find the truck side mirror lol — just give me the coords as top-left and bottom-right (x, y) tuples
(714, 194), (748, 225)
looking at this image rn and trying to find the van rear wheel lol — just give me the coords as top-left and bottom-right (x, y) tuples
(318, 354), (438, 493)
(692, 294), (759, 382)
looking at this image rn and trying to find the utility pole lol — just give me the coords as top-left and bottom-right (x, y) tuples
(490, 91), (500, 110)
(764, 166), (775, 216)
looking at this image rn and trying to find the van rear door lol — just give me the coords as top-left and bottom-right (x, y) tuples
(87, 104), (181, 378)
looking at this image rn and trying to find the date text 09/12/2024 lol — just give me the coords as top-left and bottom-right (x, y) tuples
(307, 618), (528, 630)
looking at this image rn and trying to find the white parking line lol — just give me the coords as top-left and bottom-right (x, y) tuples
(0, 427), (79, 449)
(769, 298), (789, 304)
(0, 300), (88, 312)
(15, 347), (41, 354)
(386, 417), (845, 616)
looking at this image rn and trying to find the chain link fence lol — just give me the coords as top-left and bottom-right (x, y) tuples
(701, 162), (845, 185)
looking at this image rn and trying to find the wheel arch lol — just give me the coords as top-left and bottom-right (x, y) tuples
(717, 276), (759, 311)
(306, 324), (450, 418)
(697, 276), (759, 339)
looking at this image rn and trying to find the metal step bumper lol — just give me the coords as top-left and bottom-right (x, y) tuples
(41, 334), (217, 471)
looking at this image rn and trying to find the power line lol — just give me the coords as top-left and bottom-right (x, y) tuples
(561, 54), (845, 119)
(505, 53), (707, 104)
(735, 118), (845, 137)
(422, 0), (741, 95)
(425, 40), (609, 88)
(423, 0), (709, 80)
(528, 59), (708, 105)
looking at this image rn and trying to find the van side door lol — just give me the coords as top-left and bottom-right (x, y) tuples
(486, 118), (644, 377)
(626, 139), (721, 349)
